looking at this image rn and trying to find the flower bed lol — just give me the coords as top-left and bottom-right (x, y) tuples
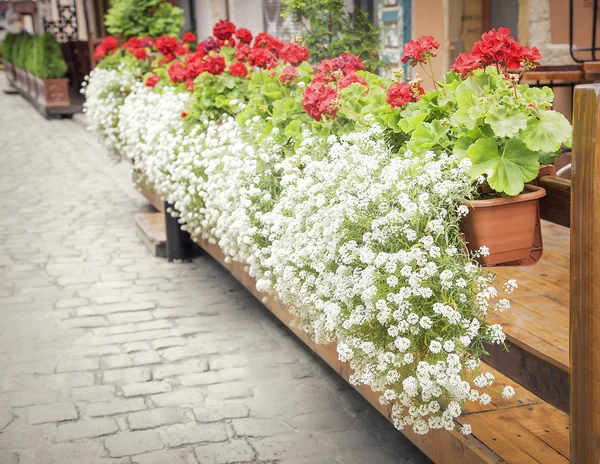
(83, 23), (572, 436)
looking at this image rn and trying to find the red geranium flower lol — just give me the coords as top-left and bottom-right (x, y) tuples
(213, 19), (236, 40)
(145, 74), (159, 87)
(93, 45), (107, 61)
(185, 80), (194, 91)
(221, 37), (236, 48)
(235, 43), (251, 61)
(280, 43), (310, 66)
(156, 36), (186, 60)
(386, 82), (423, 108)
(249, 48), (277, 69)
(199, 36), (221, 54)
(253, 32), (283, 56)
(185, 51), (207, 79)
(102, 36), (118, 51)
(181, 112), (188, 118)
(229, 61), (248, 77)
(338, 73), (367, 89)
(182, 32), (197, 43)
(401, 35), (440, 66)
(302, 81), (340, 121)
(335, 53), (364, 73)
(168, 61), (188, 83)
(280, 66), (298, 85)
(203, 55), (226, 75)
(131, 47), (148, 60)
(123, 37), (141, 49)
(451, 52), (482, 74)
(235, 28), (252, 44)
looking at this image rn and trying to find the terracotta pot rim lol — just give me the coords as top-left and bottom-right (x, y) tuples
(464, 184), (546, 208)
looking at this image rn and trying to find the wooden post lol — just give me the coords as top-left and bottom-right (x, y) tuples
(571, 84), (600, 462)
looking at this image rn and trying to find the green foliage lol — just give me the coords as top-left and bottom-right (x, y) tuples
(105, 0), (184, 39)
(3, 33), (16, 64)
(17, 35), (33, 71)
(34, 33), (68, 79)
(281, 0), (381, 71)
(398, 66), (573, 195)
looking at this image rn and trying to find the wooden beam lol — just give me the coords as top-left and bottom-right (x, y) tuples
(570, 84), (600, 463)
(538, 176), (571, 228)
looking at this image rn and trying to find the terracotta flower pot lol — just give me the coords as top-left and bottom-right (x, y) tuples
(460, 185), (546, 266)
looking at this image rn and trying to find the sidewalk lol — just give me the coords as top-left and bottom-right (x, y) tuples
(0, 76), (428, 464)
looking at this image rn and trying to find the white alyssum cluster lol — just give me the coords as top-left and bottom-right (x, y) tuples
(84, 68), (518, 436)
(82, 66), (141, 160)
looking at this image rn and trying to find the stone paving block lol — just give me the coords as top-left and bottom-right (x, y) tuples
(193, 403), (249, 423)
(22, 402), (78, 424)
(194, 439), (255, 464)
(152, 359), (209, 380)
(150, 390), (205, 407)
(0, 390), (59, 407)
(72, 385), (116, 402)
(132, 448), (198, 464)
(0, 408), (14, 430)
(123, 341), (151, 353)
(103, 367), (152, 384)
(132, 351), (161, 366)
(105, 430), (164, 457)
(290, 411), (353, 432)
(150, 337), (187, 350)
(57, 417), (119, 440)
(177, 371), (220, 387)
(161, 423), (227, 447)
(107, 311), (154, 325)
(231, 417), (295, 437)
(122, 381), (172, 397)
(0, 451), (19, 464)
(202, 382), (254, 401)
(128, 408), (183, 430)
(56, 358), (99, 373)
(84, 398), (146, 417)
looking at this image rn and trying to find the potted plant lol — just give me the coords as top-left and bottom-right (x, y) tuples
(395, 28), (572, 265)
(34, 32), (70, 108)
(3, 34), (16, 84)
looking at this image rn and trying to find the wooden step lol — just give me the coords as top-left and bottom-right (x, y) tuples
(487, 221), (570, 413)
(134, 212), (166, 258)
(194, 235), (570, 464)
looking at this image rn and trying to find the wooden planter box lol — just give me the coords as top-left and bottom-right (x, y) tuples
(36, 77), (70, 108)
(26, 72), (38, 100)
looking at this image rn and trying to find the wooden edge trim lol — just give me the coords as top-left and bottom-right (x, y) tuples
(538, 176), (571, 228)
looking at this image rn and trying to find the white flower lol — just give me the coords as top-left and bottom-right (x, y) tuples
(429, 340), (442, 354)
(502, 386), (515, 398)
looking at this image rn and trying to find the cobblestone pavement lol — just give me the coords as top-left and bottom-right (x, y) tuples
(0, 76), (430, 464)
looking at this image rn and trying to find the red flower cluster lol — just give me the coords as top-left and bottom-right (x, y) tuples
(248, 48), (277, 69)
(302, 81), (340, 121)
(156, 36), (186, 63)
(235, 28), (252, 44)
(280, 43), (309, 66)
(213, 20), (236, 40)
(198, 36), (221, 54)
(401, 35), (440, 66)
(182, 32), (196, 43)
(228, 61), (248, 77)
(93, 36), (119, 61)
(279, 66), (298, 85)
(451, 27), (542, 75)
(313, 53), (365, 89)
(253, 32), (283, 55)
(386, 81), (424, 109)
(145, 74), (159, 87)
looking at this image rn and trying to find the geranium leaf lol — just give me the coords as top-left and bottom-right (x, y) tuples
(407, 120), (449, 154)
(467, 138), (539, 196)
(453, 137), (472, 159)
(521, 110), (572, 153)
(485, 106), (528, 138)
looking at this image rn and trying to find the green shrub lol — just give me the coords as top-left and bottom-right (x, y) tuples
(34, 32), (68, 79)
(281, 0), (382, 71)
(16, 35), (33, 71)
(105, 0), (184, 39)
(3, 33), (15, 63)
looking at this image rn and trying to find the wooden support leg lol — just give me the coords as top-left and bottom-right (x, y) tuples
(570, 84), (600, 463)
(163, 202), (193, 262)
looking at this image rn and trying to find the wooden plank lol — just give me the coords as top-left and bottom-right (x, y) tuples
(521, 65), (584, 84)
(456, 404), (569, 463)
(570, 83), (600, 462)
(538, 176), (571, 228)
(132, 171), (164, 212)
(134, 212), (166, 258)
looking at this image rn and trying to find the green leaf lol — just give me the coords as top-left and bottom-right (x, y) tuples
(467, 138), (539, 196)
(521, 110), (572, 153)
(399, 111), (429, 133)
(453, 137), (472, 159)
(485, 106), (528, 138)
(407, 120), (449, 154)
